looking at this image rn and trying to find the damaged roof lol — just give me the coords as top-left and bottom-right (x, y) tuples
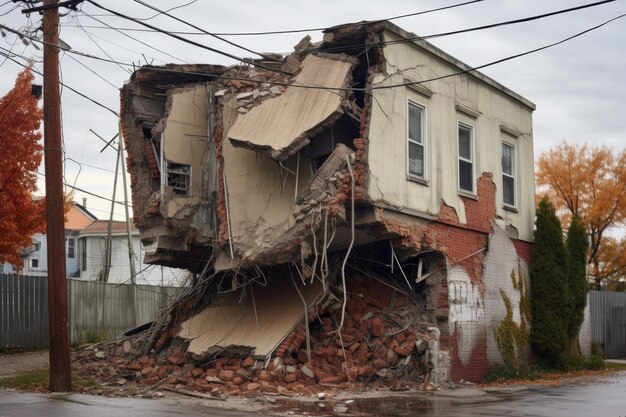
(226, 54), (357, 161)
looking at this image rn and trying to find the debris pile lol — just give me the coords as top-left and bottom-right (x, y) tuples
(77, 274), (444, 397)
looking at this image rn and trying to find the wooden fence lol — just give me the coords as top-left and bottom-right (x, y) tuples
(0, 274), (179, 349)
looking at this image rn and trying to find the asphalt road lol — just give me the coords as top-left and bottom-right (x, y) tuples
(1, 372), (626, 417)
(0, 391), (260, 417)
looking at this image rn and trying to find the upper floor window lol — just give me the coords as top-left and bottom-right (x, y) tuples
(166, 162), (191, 195)
(407, 101), (425, 179)
(67, 238), (76, 259)
(502, 142), (516, 207)
(31, 258), (39, 269)
(458, 122), (474, 194)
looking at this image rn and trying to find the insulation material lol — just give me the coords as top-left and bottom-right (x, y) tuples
(179, 278), (323, 357)
(227, 55), (354, 160)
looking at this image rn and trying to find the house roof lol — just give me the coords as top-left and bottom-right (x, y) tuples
(79, 220), (138, 237)
(65, 203), (97, 231)
(323, 20), (536, 111)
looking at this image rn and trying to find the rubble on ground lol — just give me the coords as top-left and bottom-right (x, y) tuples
(75, 273), (450, 398)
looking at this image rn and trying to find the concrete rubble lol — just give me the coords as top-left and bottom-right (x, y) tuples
(77, 271), (450, 397)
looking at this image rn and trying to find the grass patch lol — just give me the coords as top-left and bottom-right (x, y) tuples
(0, 369), (98, 392)
(605, 361), (626, 370)
(0, 368), (48, 391)
(483, 355), (614, 384)
(483, 363), (542, 383)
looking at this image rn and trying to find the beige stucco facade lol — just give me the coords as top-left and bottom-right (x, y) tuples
(367, 30), (535, 241)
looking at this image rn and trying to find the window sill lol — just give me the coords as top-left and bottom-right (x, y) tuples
(503, 205), (518, 213)
(458, 190), (478, 200)
(406, 175), (429, 186)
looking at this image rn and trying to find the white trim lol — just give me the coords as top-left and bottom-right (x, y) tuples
(500, 124), (521, 138)
(502, 140), (517, 209)
(455, 103), (481, 119)
(457, 121), (475, 195)
(406, 99), (428, 183)
(405, 79), (434, 98)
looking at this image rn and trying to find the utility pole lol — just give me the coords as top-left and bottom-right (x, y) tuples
(42, 0), (71, 391)
(118, 121), (138, 325)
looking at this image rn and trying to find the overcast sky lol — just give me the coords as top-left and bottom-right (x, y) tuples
(0, 0), (624, 221)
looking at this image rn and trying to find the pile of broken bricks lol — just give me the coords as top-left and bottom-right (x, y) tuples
(77, 275), (443, 397)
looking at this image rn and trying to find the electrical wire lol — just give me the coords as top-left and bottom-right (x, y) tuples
(132, 0), (281, 62)
(69, 0), (487, 37)
(85, 0), (293, 75)
(133, 12), (626, 94)
(0, 46), (119, 115)
(310, 0), (617, 54)
(2, 8), (623, 114)
(35, 171), (130, 206)
(77, 10), (190, 64)
(131, 0), (197, 22)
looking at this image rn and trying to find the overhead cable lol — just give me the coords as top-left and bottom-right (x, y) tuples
(312, 0), (617, 54)
(132, 0), (282, 62)
(85, 0), (293, 75)
(76, 0), (487, 37)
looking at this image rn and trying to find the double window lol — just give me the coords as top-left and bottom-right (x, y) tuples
(407, 101), (426, 180)
(457, 122), (474, 194)
(502, 142), (516, 207)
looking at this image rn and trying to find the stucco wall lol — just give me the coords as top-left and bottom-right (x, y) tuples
(367, 32), (535, 241)
(221, 96), (313, 256)
(162, 84), (210, 197)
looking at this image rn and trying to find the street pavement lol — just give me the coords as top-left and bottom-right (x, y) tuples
(1, 371), (626, 416)
(0, 390), (260, 417)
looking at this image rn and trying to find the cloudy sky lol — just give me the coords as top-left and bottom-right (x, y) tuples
(0, 0), (624, 220)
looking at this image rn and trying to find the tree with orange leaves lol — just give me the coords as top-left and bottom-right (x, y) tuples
(536, 142), (626, 288)
(0, 68), (45, 269)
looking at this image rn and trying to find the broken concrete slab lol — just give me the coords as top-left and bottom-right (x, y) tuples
(227, 54), (357, 161)
(179, 276), (323, 358)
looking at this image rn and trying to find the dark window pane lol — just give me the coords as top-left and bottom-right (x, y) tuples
(459, 160), (473, 192)
(408, 104), (422, 144)
(503, 175), (515, 206)
(409, 141), (424, 177)
(502, 144), (513, 175)
(458, 125), (472, 160)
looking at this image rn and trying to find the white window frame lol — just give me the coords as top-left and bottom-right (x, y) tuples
(457, 121), (475, 195)
(406, 99), (427, 183)
(30, 257), (40, 270)
(502, 141), (516, 209)
(67, 237), (76, 259)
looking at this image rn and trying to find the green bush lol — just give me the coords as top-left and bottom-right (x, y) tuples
(567, 216), (589, 342)
(530, 197), (572, 365)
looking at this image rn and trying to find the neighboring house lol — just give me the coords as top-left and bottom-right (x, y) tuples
(5, 202), (96, 277)
(78, 220), (189, 286)
(120, 21), (535, 382)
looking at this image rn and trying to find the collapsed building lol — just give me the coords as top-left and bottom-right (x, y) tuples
(117, 20), (535, 391)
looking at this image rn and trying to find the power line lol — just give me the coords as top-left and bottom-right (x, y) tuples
(132, 0), (282, 63)
(77, 11), (190, 64)
(69, 0), (487, 37)
(36, 171), (130, 206)
(127, 12), (626, 94)
(85, 0), (293, 75)
(0, 46), (120, 115)
(312, 0), (617, 54)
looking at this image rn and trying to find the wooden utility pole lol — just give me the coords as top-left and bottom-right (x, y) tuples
(42, 0), (72, 391)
